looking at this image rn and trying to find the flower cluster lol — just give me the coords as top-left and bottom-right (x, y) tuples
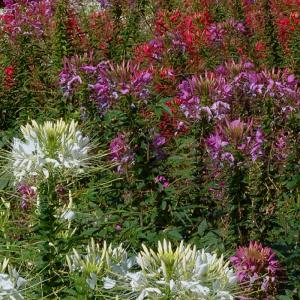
(230, 241), (282, 298)
(178, 74), (231, 120)
(206, 118), (264, 164)
(89, 61), (152, 111)
(206, 19), (246, 45)
(67, 239), (238, 299)
(130, 240), (237, 299)
(67, 238), (134, 291)
(177, 61), (300, 122)
(11, 119), (90, 183)
(17, 183), (36, 209)
(59, 57), (153, 113)
(109, 133), (134, 174)
(0, 0), (53, 39)
(154, 175), (169, 190)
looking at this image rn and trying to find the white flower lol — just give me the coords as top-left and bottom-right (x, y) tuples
(61, 210), (76, 221)
(0, 268), (26, 300)
(180, 280), (210, 296)
(103, 277), (116, 289)
(133, 239), (237, 299)
(136, 287), (162, 300)
(67, 240), (238, 299)
(0, 274), (14, 290)
(11, 119), (90, 183)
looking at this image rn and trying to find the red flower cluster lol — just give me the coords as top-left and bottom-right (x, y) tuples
(3, 65), (15, 90)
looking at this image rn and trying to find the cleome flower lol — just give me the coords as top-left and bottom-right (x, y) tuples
(0, 258), (26, 300)
(131, 239), (237, 300)
(230, 241), (282, 298)
(67, 238), (134, 291)
(101, 240), (236, 300)
(67, 239), (238, 299)
(11, 119), (90, 183)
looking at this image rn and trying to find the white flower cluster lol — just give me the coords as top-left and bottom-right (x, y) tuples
(67, 239), (237, 300)
(11, 119), (90, 183)
(0, 258), (26, 300)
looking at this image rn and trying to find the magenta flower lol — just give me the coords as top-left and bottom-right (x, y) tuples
(154, 175), (169, 190)
(225, 118), (246, 144)
(206, 118), (264, 164)
(152, 134), (166, 148)
(17, 183), (36, 209)
(206, 132), (229, 160)
(1, 0), (53, 39)
(230, 241), (281, 298)
(97, 0), (112, 8)
(59, 57), (153, 113)
(273, 132), (289, 161)
(177, 73), (232, 121)
(109, 133), (134, 174)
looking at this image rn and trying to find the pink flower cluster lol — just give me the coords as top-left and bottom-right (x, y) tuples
(0, 0), (53, 38)
(230, 241), (282, 298)
(154, 175), (169, 191)
(109, 133), (135, 174)
(178, 73), (231, 120)
(206, 118), (264, 164)
(17, 183), (36, 209)
(59, 57), (153, 113)
(177, 60), (300, 122)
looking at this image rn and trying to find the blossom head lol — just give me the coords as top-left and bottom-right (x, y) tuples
(230, 241), (282, 297)
(135, 239), (237, 299)
(109, 133), (134, 174)
(224, 118), (246, 144)
(11, 119), (90, 183)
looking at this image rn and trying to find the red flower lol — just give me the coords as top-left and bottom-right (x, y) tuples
(254, 41), (266, 52)
(3, 65), (15, 90)
(4, 66), (14, 76)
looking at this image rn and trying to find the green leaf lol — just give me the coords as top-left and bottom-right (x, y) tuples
(197, 220), (208, 236)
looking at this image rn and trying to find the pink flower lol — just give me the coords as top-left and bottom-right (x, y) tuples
(154, 175), (169, 190)
(109, 133), (134, 174)
(230, 241), (282, 298)
(17, 183), (36, 209)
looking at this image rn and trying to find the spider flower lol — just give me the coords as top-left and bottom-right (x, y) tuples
(11, 119), (90, 183)
(131, 239), (237, 299)
(68, 240), (238, 299)
(230, 241), (281, 298)
(206, 118), (264, 164)
(109, 133), (134, 174)
(0, 258), (26, 300)
(67, 239), (134, 290)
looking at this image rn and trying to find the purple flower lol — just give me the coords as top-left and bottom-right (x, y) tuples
(274, 132), (289, 161)
(154, 175), (169, 190)
(152, 134), (166, 148)
(206, 118), (264, 164)
(109, 133), (134, 174)
(250, 129), (264, 161)
(230, 241), (281, 298)
(210, 101), (230, 120)
(17, 184), (36, 209)
(170, 33), (187, 53)
(215, 65), (227, 75)
(225, 118), (246, 144)
(115, 224), (122, 232)
(80, 65), (97, 73)
(178, 74), (232, 120)
(207, 24), (225, 43)
(97, 0), (112, 8)
(206, 131), (229, 161)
